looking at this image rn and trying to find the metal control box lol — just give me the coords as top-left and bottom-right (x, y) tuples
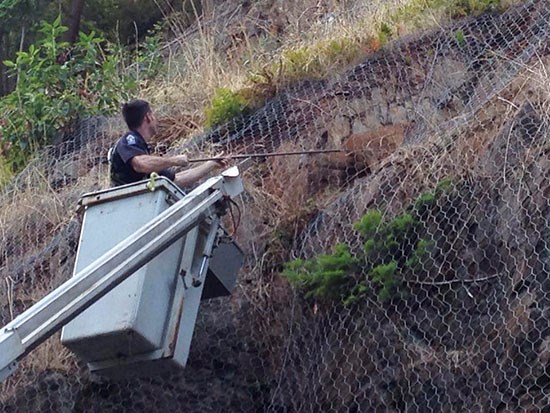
(60, 177), (243, 377)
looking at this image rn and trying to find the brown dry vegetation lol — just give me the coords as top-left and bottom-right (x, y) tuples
(1, 0), (549, 412)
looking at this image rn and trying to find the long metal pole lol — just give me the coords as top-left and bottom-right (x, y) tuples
(189, 149), (342, 163)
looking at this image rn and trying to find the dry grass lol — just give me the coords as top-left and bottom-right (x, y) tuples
(0, 332), (78, 404)
(0, 163), (67, 238)
(0, 0), (546, 403)
(140, 0), (527, 148)
(141, 0), (466, 142)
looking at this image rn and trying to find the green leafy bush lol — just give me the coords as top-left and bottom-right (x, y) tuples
(132, 24), (164, 80)
(0, 16), (135, 170)
(282, 181), (454, 305)
(452, 0), (501, 16)
(282, 243), (359, 301)
(370, 261), (398, 302)
(204, 88), (250, 128)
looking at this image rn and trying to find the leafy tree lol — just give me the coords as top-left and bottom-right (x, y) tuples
(0, 0), (46, 94)
(0, 16), (135, 169)
(0, 0), (169, 96)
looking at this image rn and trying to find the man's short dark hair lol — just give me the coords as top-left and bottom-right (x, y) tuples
(122, 99), (151, 130)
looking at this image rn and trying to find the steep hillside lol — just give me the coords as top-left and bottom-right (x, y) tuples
(1, 0), (549, 412)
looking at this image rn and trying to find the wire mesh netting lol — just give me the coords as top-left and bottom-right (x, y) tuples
(1, 0), (549, 411)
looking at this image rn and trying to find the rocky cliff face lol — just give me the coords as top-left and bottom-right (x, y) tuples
(1, 1), (549, 412)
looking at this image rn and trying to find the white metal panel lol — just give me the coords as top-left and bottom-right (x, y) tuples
(61, 183), (185, 361)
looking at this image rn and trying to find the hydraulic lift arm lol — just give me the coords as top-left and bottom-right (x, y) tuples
(0, 167), (244, 382)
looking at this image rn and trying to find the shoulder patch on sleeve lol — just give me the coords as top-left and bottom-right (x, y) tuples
(126, 134), (137, 145)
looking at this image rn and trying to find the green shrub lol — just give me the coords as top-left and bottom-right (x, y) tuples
(322, 39), (361, 67)
(370, 261), (398, 302)
(454, 29), (466, 47)
(453, 0), (501, 16)
(0, 16), (135, 171)
(282, 243), (360, 302)
(240, 0), (514, 116)
(378, 22), (394, 46)
(283, 209), (418, 304)
(247, 36), (362, 101)
(354, 209), (383, 239)
(282, 179), (455, 305)
(204, 87), (250, 128)
(435, 177), (454, 193)
(133, 24), (164, 80)
(413, 179), (455, 215)
(392, 0), (508, 30)
(405, 239), (433, 270)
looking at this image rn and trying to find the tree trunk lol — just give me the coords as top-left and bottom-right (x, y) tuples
(0, 33), (6, 96)
(65, 0), (86, 44)
(0, 31), (15, 96)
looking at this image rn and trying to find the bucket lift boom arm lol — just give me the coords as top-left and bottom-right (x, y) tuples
(0, 167), (244, 382)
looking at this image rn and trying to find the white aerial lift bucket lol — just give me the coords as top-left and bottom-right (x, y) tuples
(60, 175), (244, 378)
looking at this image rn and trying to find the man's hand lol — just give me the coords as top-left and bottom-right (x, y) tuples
(174, 152), (232, 187)
(173, 154), (189, 167)
(208, 152), (232, 169)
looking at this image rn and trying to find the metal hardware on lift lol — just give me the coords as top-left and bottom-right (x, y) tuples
(191, 254), (210, 288)
(179, 269), (189, 290)
(0, 361), (17, 382)
(146, 172), (160, 192)
(191, 216), (221, 288)
(78, 177), (187, 212)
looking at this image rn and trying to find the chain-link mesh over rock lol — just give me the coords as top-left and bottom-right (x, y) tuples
(1, 0), (550, 411)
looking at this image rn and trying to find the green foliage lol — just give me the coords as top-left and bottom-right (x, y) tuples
(454, 29), (466, 47)
(414, 178), (455, 215)
(378, 22), (393, 46)
(0, 16), (135, 170)
(282, 179), (455, 306)
(359, 211), (417, 301)
(74, 0), (168, 45)
(238, 0), (515, 118)
(435, 177), (454, 193)
(388, 213), (415, 236)
(370, 262), (397, 302)
(0, 155), (13, 186)
(405, 239), (433, 270)
(322, 39), (361, 66)
(133, 25), (163, 79)
(0, 0), (41, 23)
(414, 192), (436, 214)
(204, 88), (250, 128)
(354, 209), (383, 238)
(282, 243), (361, 302)
(248, 36), (361, 99)
(282, 208), (415, 305)
(0, 0), (23, 18)
(391, 0), (507, 30)
(452, 0), (501, 16)
(280, 47), (315, 79)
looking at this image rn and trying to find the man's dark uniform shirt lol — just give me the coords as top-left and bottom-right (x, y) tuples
(110, 131), (175, 186)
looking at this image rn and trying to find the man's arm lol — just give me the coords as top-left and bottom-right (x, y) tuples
(174, 161), (227, 187)
(131, 154), (188, 174)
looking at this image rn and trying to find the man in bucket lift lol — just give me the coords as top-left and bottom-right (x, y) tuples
(110, 99), (229, 187)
